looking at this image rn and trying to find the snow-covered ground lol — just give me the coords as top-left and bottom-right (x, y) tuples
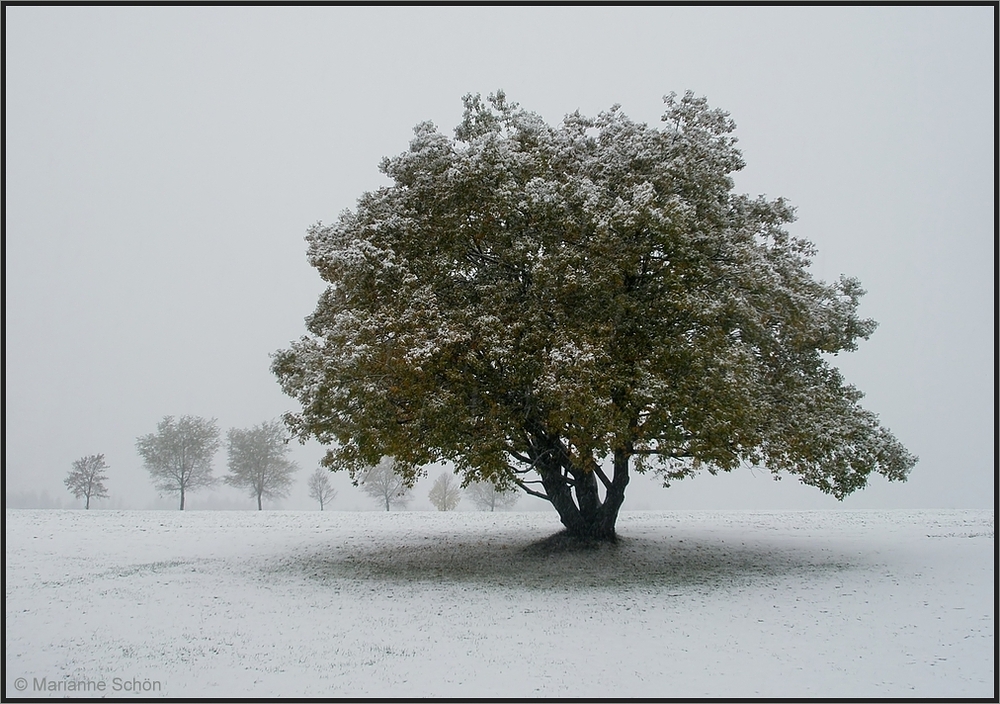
(4, 508), (994, 698)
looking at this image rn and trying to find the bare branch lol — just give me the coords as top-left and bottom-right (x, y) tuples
(512, 476), (550, 502)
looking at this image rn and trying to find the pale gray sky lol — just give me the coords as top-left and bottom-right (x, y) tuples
(5, 6), (994, 510)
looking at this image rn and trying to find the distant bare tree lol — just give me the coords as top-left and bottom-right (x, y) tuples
(307, 467), (337, 510)
(466, 481), (520, 512)
(224, 420), (298, 510)
(64, 454), (110, 509)
(428, 472), (461, 511)
(136, 415), (221, 510)
(360, 457), (412, 511)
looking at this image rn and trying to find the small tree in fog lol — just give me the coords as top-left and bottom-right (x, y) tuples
(64, 454), (110, 509)
(307, 467), (337, 510)
(428, 472), (461, 511)
(224, 420), (298, 510)
(137, 415), (221, 510)
(360, 457), (411, 511)
(466, 481), (520, 512)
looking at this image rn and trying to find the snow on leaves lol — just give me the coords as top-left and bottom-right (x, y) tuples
(273, 90), (917, 530)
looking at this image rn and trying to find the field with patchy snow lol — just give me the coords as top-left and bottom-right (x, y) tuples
(4, 508), (994, 698)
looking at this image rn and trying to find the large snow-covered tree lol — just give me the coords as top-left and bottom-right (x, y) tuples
(64, 454), (110, 509)
(137, 415), (220, 510)
(224, 420), (298, 510)
(273, 90), (917, 541)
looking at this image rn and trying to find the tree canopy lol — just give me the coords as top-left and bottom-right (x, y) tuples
(273, 90), (917, 539)
(466, 481), (520, 512)
(307, 467), (337, 510)
(137, 415), (220, 510)
(428, 472), (462, 511)
(224, 420), (298, 510)
(360, 457), (412, 511)
(64, 454), (110, 509)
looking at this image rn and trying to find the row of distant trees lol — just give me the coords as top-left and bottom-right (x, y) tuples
(426, 469), (519, 512)
(64, 415), (517, 511)
(135, 416), (296, 510)
(357, 457), (519, 512)
(64, 416), (298, 510)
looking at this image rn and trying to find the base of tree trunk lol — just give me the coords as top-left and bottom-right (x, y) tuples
(564, 526), (619, 544)
(548, 499), (623, 544)
(536, 451), (629, 545)
(525, 529), (620, 556)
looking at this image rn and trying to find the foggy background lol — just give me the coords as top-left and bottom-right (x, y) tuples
(5, 6), (993, 511)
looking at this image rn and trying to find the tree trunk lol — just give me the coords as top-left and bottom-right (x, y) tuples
(85, 495), (90, 510)
(179, 488), (185, 511)
(258, 493), (263, 511)
(534, 443), (630, 542)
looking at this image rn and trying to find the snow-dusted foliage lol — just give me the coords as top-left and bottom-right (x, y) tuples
(136, 415), (221, 510)
(428, 472), (462, 511)
(360, 457), (412, 511)
(63, 454), (110, 509)
(273, 91), (917, 539)
(307, 467), (337, 510)
(224, 420), (298, 510)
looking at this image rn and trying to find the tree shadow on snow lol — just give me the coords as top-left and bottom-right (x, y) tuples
(274, 529), (857, 592)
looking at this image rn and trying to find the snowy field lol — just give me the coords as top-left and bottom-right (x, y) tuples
(4, 508), (994, 699)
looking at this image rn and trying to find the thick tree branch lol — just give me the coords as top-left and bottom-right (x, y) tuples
(593, 464), (613, 491)
(512, 477), (551, 502)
